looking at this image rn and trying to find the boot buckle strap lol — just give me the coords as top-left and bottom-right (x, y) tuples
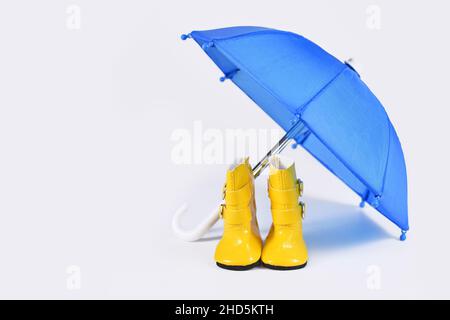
(297, 179), (304, 197)
(268, 179), (303, 202)
(223, 182), (253, 205)
(299, 201), (306, 219)
(218, 203), (225, 219)
(271, 207), (301, 225)
(221, 206), (252, 224)
(268, 186), (299, 204)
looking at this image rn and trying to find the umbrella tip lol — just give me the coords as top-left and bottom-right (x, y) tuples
(291, 142), (298, 149)
(180, 33), (191, 41)
(359, 192), (370, 208)
(219, 69), (239, 82)
(400, 230), (407, 241)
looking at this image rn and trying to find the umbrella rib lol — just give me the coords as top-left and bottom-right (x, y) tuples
(299, 118), (380, 197)
(214, 41), (298, 120)
(296, 66), (347, 115)
(295, 67), (392, 199)
(379, 118), (392, 196)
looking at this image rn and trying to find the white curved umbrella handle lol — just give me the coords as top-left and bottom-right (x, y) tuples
(172, 202), (221, 242)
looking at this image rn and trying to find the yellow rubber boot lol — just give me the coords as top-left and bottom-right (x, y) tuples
(215, 158), (262, 270)
(262, 155), (308, 270)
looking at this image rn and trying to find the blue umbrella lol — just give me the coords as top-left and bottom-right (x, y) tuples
(175, 26), (408, 241)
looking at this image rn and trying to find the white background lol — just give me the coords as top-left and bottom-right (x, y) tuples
(0, 0), (449, 299)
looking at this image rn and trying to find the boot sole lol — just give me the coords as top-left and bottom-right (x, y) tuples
(262, 261), (307, 270)
(216, 260), (261, 271)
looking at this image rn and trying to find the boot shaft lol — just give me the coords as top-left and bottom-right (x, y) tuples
(220, 158), (257, 225)
(215, 158), (262, 269)
(261, 155), (308, 269)
(268, 156), (304, 227)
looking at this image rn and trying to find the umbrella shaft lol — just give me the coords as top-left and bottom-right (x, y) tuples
(252, 121), (305, 178)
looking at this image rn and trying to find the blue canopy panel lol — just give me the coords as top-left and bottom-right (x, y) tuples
(190, 27), (345, 130)
(299, 68), (408, 230)
(188, 27), (408, 231)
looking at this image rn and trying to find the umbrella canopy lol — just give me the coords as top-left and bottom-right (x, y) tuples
(181, 26), (408, 236)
